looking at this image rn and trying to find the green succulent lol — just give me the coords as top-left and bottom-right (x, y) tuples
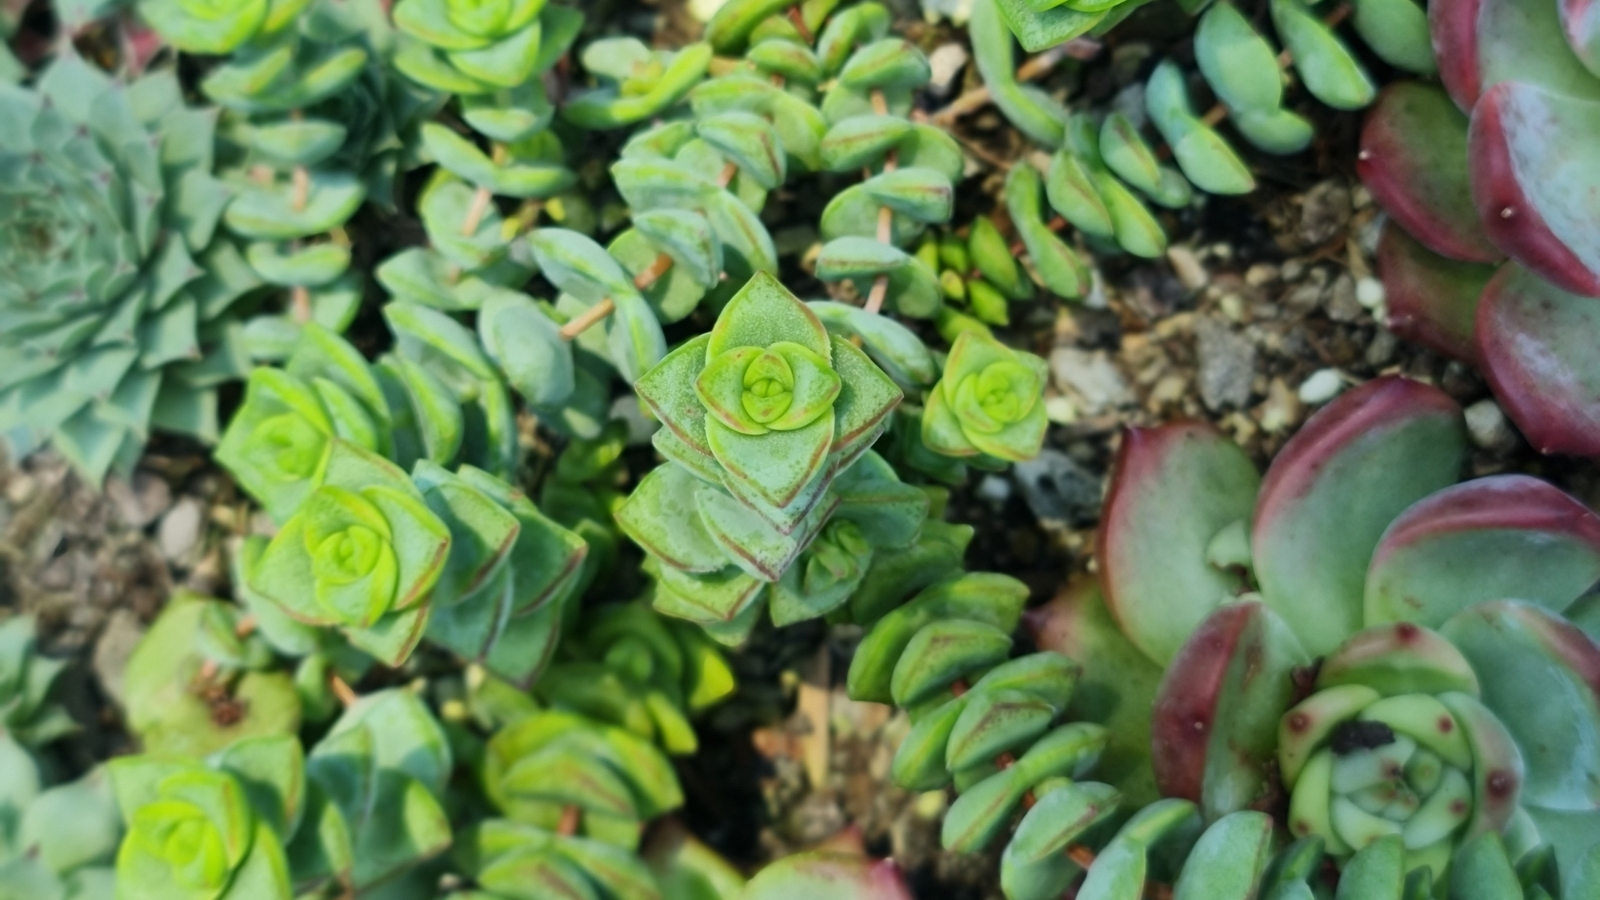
(0, 617), (75, 749)
(0, 52), (253, 485)
(921, 330), (1050, 462)
(481, 708), (682, 850)
(534, 601), (736, 754)
(448, 817), (668, 900)
(136, 0), (309, 54)
(0, 737), (120, 900)
(109, 737), (302, 900)
(121, 594), (302, 760)
(564, 38), (713, 129)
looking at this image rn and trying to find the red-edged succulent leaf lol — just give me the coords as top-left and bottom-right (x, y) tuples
(1376, 222), (1495, 364)
(1316, 622), (1481, 696)
(1098, 422), (1262, 667)
(1564, 0), (1600, 76)
(1437, 691), (1525, 840)
(1150, 601), (1310, 821)
(1365, 475), (1600, 627)
(1476, 262), (1600, 456)
(1431, 0), (1600, 112)
(1441, 601), (1600, 812)
(743, 852), (913, 900)
(1359, 82), (1502, 263)
(1469, 81), (1600, 296)
(1025, 578), (1165, 806)
(1251, 378), (1466, 657)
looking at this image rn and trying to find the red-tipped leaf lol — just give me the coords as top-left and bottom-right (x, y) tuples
(1377, 222), (1496, 364)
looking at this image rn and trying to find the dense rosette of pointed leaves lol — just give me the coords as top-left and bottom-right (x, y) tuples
(109, 737), (303, 900)
(0, 53), (254, 485)
(137, 0), (307, 53)
(451, 817), (668, 900)
(1090, 376), (1600, 874)
(534, 601), (735, 755)
(921, 331), (1049, 462)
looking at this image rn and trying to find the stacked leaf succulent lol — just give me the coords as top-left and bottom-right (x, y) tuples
(0, 52), (254, 484)
(0, 617), (75, 749)
(0, 738), (120, 900)
(1358, 0), (1600, 455)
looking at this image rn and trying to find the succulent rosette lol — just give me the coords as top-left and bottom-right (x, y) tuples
(1358, 0), (1600, 455)
(109, 737), (302, 900)
(921, 331), (1050, 462)
(0, 52), (253, 485)
(1030, 375), (1600, 879)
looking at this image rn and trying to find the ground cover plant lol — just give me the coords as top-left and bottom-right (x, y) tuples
(3, 0), (1600, 896)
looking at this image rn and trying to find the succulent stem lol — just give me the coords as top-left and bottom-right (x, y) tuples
(556, 254), (675, 340)
(328, 670), (358, 708)
(291, 165), (310, 212)
(933, 39), (1101, 125)
(461, 186), (495, 236)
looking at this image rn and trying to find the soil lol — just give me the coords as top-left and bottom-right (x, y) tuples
(7, 0), (1599, 896)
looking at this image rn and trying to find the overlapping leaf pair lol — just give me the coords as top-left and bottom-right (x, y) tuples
(0, 616), (75, 749)
(0, 52), (254, 485)
(1359, 0), (1600, 455)
(913, 219), (1034, 334)
(1040, 376), (1600, 882)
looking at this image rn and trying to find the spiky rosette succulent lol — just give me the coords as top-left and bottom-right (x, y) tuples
(534, 601), (735, 755)
(1357, 0), (1600, 455)
(920, 330), (1050, 462)
(0, 52), (255, 485)
(1043, 375), (1600, 879)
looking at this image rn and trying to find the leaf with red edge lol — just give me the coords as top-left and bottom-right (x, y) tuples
(1359, 82), (1501, 263)
(1366, 475), (1600, 628)
(1150, 600), (1309, 822)
(1430, 0), (1600, 112)
(1251, 377), (1466, 657)
(1097, 422), (1261, 668)
(1476, 262), (1600, 456)
(1470, 81), (1600, 296)
(1441, 601), (1600, 815)
(1025, 578), (1164, 807)
(1376, 222), (1495, 364)
(743, 853), (913, 900)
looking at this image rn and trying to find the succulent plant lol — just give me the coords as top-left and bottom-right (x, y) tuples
(921, 330), (1050, 462)
(122, 594), (302, 759)
(965, 0), (1434, 259)
(1358, 0), (1600, 455)
(534, 601), (736, 754)
(1048, 376), (1600, 876)
(481, 707), (682, 851)
(0, 51), (255, 485)
(109, 737), (301, 900)
(0, 736), (120, 900)
(0, 616), (75, 749)
(564, 37), (712, 129)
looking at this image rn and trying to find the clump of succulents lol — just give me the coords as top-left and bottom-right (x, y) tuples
(966, 0), (1435, 259)
(1359, 0), (1600, 456)
(1013, 376), (1600, 892)
(0, 52), (255, 485)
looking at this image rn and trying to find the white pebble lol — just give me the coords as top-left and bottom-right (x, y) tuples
(1356, 277), (1386, 310)
(1298, 369), (1345, 405)
(976, 475), (1012, 505)
(1465, 398), (1515, 450)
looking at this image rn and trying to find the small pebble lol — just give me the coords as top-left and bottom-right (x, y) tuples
(925, 43), (969, 96)
(1260, 378), (1301, 433)
(5, 474), (37, 506)
(1166, 246), (1209, 290)
(1049, 348), (1135, 414)
(1044, 394), (1077, 425)
(1465, 399), (1516, 451)
(1298, 368), (1345, 405)
(158, 497), (204, 562)
(1356, 276), (1386, 309)
(976, 475), (1012, 505)
(1245, 263), (1279, 287)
